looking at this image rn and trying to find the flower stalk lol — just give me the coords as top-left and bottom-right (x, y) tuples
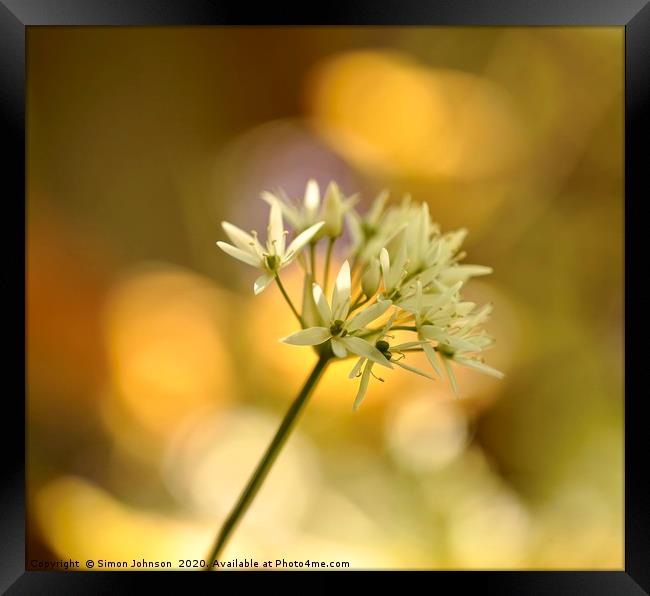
(274, 274), (303, 326)
(205, 355), (330, 568)
(323, 236), (335, 293)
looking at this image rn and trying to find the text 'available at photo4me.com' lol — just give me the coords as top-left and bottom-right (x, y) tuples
(29, 557), (352, 570)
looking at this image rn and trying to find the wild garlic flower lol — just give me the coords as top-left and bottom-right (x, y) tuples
(348, 312), (433, 410)
(217, 202), (324, 294)
(281, 261), (394, 368)
(401, 280), (504, 396)
(216, 180), (504, 408)
(262, 179), (357, 238)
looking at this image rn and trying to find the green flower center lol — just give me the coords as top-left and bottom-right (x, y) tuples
(264, 254), (281, 271)
(329, 319), (347, 337)
(437, 344), (455, 358)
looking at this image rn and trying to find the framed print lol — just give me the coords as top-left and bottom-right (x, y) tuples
(2, 0), (648, 592)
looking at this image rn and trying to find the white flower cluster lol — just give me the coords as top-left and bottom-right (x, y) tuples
(217, 180), (503, 409)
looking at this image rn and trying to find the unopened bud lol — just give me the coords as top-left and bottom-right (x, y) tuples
(322, 181), (343, 237)
(361, 258), (381, 297)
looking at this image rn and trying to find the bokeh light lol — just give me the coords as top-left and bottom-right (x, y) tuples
(386, 394), (467, 473)
(35, 476), (212, 568)
(103, 266), (234, 436)
(307, 50), (524, 180)
(162, 407), (321, 529)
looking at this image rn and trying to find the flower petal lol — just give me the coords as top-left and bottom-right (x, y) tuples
(221, 221), (262, 254)
(421, 281), (463, 314)
(304, 179), (321, 219)
(463, 303), (493, 328)
(300, 274), (321, 328)
(415, 280), (423, 324)
(380, 312), (398, 336)
(361, 257), (381, 297)
(368, 190), (388, 225)
(442, 356), (460, 397)
(387, 231), (408, 290)
(346, 211), (363, 247)
(286, 221), (325, 257)
(392, 341), (428, 350)
(280, 327), (331, 346)
(268, 202), (285, 255)
(445, 335), (483, 353)
(353, 362), (373, 411)
(331, 337), (348, 358)
(455, 301), (476, 317)
(454, 357), (504, 379)
(415, 203), (430, 265)
(253, 273), (274, 295)
(331, 260), (351, 320)
(439, 264), (493, 285)
(347, 300), (392, 332)
(341, 336), (392, 369)
(395, 360), (435, 380)
(348, 357), (366, 379)
(312, 283), (332, 323)
(419, 324), (448, 342)
(379, 248), (390, 291)
(322, 182), (343, 236)
(260, 190), (280, 208)
(216, 241), (261, 268)
(422, 342), (442, 377)
(261, 191), (301, 229)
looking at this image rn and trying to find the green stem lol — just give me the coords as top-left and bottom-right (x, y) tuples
(349, 293), (369, 312)
(357, 324), (417, 339)
(323, 237), (335, 293)
(274, 274), (303, 326)
(205, 356), (330, 569)
(310, 243), (317, 280)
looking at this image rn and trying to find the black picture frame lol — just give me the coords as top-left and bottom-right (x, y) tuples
(3, 1), (647, 592)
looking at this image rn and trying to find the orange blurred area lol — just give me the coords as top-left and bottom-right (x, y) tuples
(27, 27), (623, 570)
(103, 266), (234, 436)
(307, 50), (525, 180)
(27, 202), (112, 413)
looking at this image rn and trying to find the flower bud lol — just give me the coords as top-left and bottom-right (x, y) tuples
(361, 257), (381, 297)
(301, 273), (321, 327)
(304, 179), (321, 224)
(322, 181), (344, 237)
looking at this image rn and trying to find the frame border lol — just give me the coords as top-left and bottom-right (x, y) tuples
(4, 1), (647, 592)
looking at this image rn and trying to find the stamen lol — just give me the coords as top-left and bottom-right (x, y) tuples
(370, 370), (384, 382)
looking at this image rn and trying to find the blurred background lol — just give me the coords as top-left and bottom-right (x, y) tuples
(27, 27), (623, 570)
